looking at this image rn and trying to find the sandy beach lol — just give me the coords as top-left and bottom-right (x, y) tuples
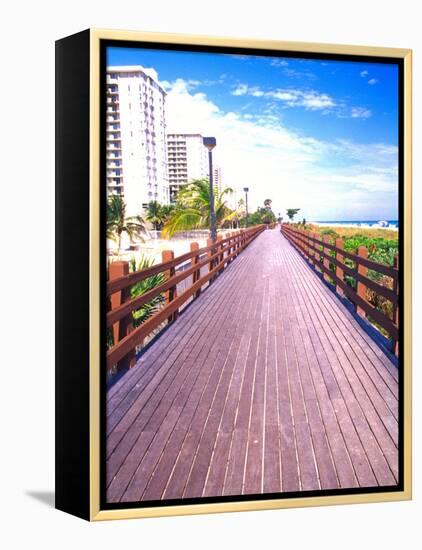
(107, 229), (236, 265)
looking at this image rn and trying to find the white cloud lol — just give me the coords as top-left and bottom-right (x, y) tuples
(228, 54), (250, 60)
(284, 68), (317, 80)
(162, 78), (200, 91)
(270, 90), (297, 101)
(368, 78), (378, 85)
(350, 107), (372, 119)
(270, 58), (289, 67)
(231, 83), (249, 96)
(232, 85), (336, 110)
(250, 88), (265, 97)
(298, 92), (334, 109)
(360, 70), (369, 77)
(228, 82), (373, 119)
(165, 79), (398, 221)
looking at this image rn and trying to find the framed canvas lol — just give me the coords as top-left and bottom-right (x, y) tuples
(55, 28), (412, 521)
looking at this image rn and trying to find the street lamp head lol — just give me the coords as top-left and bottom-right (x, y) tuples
(243, 187), (249, 193)
(203, 136), (216, 151)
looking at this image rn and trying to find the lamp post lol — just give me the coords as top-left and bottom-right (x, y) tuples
(243, 187), (249, 227)
(203, 137), (217, 242)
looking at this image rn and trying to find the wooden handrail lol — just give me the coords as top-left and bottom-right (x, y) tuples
(282, 225), (397, 279)
(108, 240), (235, 327)
(281, 224), (399, 351)
(107, 225), (265, 371)
(283, 229), (397, 303)
(107, 226), (262, 295)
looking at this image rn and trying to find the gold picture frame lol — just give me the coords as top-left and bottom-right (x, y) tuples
(55, 28), (412, 521)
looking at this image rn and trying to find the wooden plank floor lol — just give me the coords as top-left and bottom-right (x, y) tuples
(106, 229), (399, 503)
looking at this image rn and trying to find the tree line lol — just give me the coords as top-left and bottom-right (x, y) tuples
(106, 179), (278, 247)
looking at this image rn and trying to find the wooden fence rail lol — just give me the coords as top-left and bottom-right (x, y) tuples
(281, 224), (399, 354)
(107, 225), (265, 372)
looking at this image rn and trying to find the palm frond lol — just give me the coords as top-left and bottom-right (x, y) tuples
(161, 208), (203, 238)
(130, 254), (166, 327)
(106, 196), (147, 247)
(162, 178), (239, 237)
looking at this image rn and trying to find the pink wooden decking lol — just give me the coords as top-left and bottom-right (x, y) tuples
(106, 229), (399, 503)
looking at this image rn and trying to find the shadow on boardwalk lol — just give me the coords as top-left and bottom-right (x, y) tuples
(106, 229), (399, 503)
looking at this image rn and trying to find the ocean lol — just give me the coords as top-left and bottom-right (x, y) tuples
(311, 220), (399, 230)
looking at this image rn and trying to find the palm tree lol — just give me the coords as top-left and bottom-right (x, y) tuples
(161, 178), (234, 238)
(286, 208), (301, 222)
(264, 198), (272, 209)
(107, 195), (146, 251)
(145, 200), (163, 231)
(159, 203), (175, 224)
(129, 255), (166, 326)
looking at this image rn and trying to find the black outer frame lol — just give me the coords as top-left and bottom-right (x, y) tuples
(99, 39), (404, 511)
(55, 29), (91, 520)
(55, 29), (405, 521)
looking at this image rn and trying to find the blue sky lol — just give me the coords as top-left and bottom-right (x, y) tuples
(107, 47), (399, 221)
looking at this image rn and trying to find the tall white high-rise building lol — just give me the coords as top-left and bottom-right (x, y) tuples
(166, 134), (209, 202)
(106, 66), (169, 216)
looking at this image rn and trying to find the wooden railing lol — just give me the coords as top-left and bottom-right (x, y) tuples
(107, 225), (265, 372)
(281, 224), (399, 354)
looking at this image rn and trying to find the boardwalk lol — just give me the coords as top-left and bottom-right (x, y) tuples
(106, 229), (399, 503)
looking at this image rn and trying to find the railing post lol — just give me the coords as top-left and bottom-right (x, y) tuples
(162, 249), (178, 322)
(305, 230), (311, 261)
(207, 237), (214, 283)
(190, 241), (201, 299)
(356, 246), (368, 317)
(217, 234), (224, 273)
(323, 235), (331, 282)
(335, 238), (344, 296)
(109, 260), (135, 370)
(314, 233), (321, 271)
(298, 228), (303, 254)
(308, 231), (314, 264)
(298, 228), (304, 255)
(228, 232), (233, 263)
(292, 228), (298, 251)
(302, 229), (307, 257)
(393, 254), (399, 356)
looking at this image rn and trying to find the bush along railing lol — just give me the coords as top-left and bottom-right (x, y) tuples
(106, 225), (265, 373)
(281, 224), (399, 356)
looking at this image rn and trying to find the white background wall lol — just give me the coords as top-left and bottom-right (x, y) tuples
(1, 0), (420, 548)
